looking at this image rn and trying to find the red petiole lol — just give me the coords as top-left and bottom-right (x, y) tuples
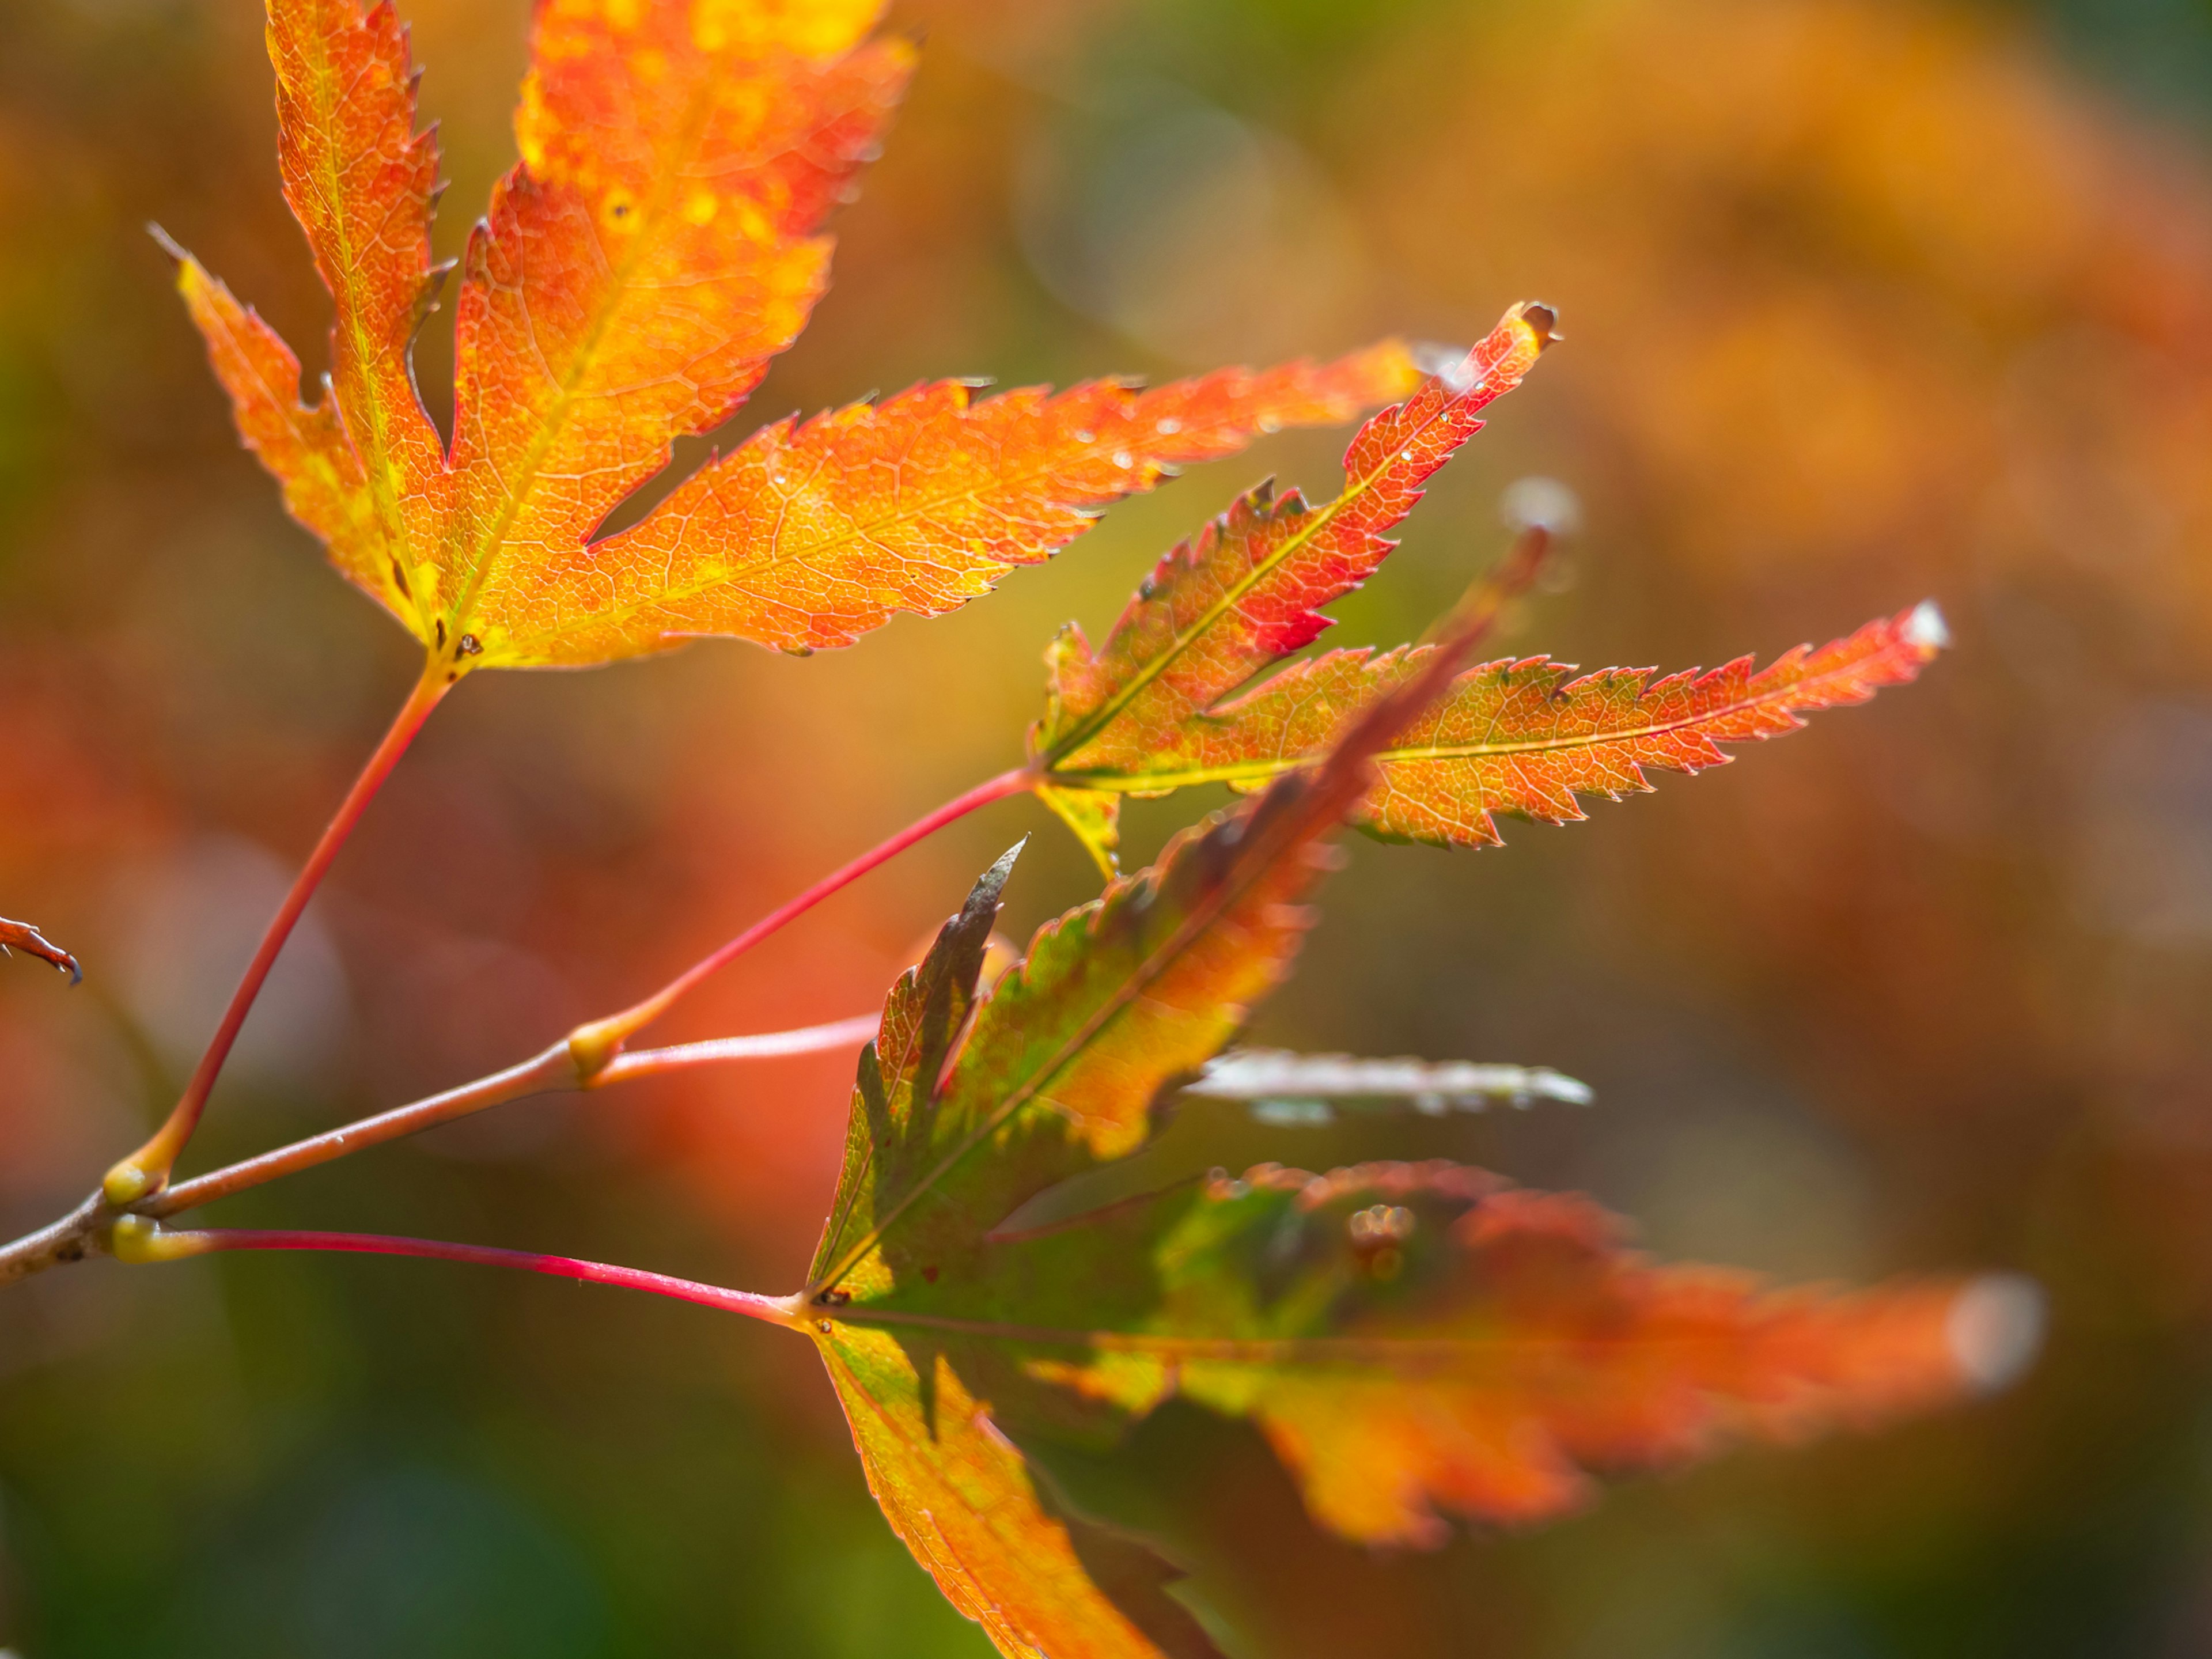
(563, 766), (1033, 1073)
(114, 1222), (802, 1328)
(105, 661), (453, 1204)
(0, 743), (1036, 1285)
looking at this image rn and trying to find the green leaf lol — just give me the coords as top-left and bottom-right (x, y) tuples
(805, 660), (2031, 1656)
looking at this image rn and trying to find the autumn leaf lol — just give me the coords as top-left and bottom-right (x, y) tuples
(820, 1321), (1228, 1659)
(810, 842), (1231, 1659)
(169, 0), (1422, 675)
(516, 344), (1423, 662)
(1048, 602), (1950, 858)
(0, 915), (80, 984)
(805, 652), (2025, 1657)
(1060, 1162), (2038, 1546)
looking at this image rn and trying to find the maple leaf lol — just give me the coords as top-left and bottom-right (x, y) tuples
(0, 916), (80, 984)
(169, 0), (1423, 676)
(1082, 1163), (2035, 1546)
(1046, 603), (1950, 860)
(804, 654), (2025, 1657)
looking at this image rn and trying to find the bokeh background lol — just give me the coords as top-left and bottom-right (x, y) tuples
(2, 0), (2211, 1652)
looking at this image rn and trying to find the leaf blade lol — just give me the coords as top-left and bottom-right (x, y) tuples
(437, 3), (911, 660)
(833, 1160), (2033, 1550)
(209, 4), (1433, 672)
(820, 1327), (1224, 1659)
(165, 246), (402, 620)
(810, 634), (2023, 1639)
(1134, 1162), (2026, 1544)
(484, 342), (1424, 665)
(266, 0), (446, 637)
(1051, 603), (1949, 848)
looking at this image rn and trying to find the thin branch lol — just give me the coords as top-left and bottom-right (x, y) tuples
(565, 766), (1032, 1072)
(107, 660), (453, 1204)
(120, 1224), (802, 1328)
(145, 1041), (577, 1219)
(146, 1013), (879, 1220)
(596, 1014), (881, 1085)
(0, 1012), (878, 1287)
(0, 1193), (110, 1290)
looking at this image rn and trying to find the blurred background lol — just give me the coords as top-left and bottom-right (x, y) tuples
(1, 0), (2210, 1652)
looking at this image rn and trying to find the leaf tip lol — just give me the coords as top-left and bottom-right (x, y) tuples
(1514, 300), (1562, 346)
(947, 838), (1024, 945)
(1420, 301), (1560, 396)
(146, 221), (187, 264)
(986, 836), (1027, 888)
(1947, 1272), (2044, 1393)
(1903, 599), (1952, 653)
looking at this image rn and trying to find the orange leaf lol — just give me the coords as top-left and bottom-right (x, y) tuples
(267, 0), (446, 634)
(509, 342), (1423, 662)
(1050, 602), (1950, 849)
(1141, 1163), (2039, 1546)
(173, 0), (1417, 675)
(437, 0), (912, 661)
(164, 247), (389, 612)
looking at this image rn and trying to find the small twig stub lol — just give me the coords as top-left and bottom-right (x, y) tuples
(0, 915), (81, 985)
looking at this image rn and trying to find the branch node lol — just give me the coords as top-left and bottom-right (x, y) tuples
(565, 1014), (630, 1082)
(103, 1160), (161, 1207)
(109, 1214), (161, 1264)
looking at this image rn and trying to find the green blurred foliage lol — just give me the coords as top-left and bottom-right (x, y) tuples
(4, 0), (2212, 1654)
